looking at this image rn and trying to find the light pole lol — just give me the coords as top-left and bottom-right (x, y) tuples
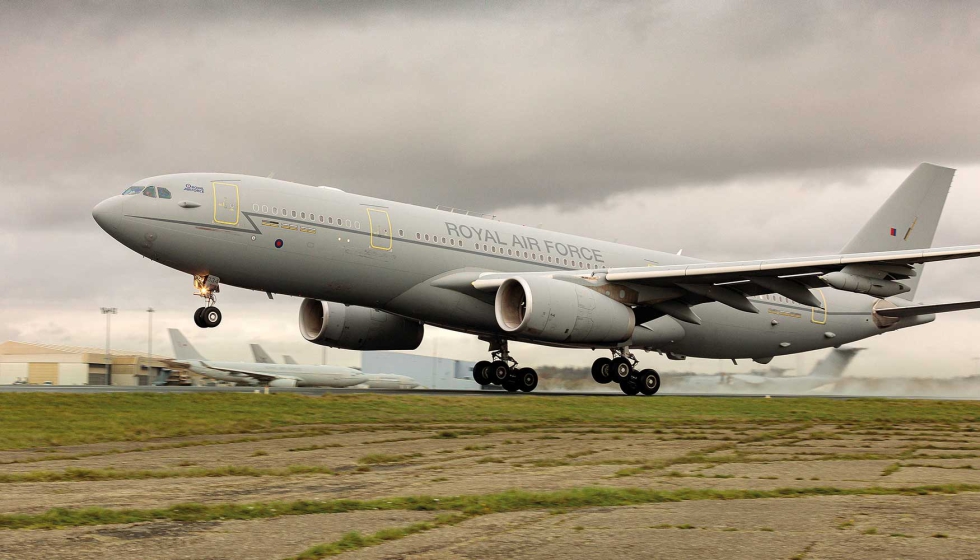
(147, 307), (155, 381)
(100, 307), (117, 385)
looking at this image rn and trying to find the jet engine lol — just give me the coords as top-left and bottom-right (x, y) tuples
(268, 378), (299, 387)
(495, 276), (634, 344)
(299, 299), (424, 351)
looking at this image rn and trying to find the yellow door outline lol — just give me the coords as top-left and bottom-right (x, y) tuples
(212, 181), (240, 226)
(811, 288), (827, 324)
(366, 208), (392, 251)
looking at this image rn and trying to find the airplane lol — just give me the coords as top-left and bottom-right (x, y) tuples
(93, 163), (980, 396)
(168, 329), (367, 388)
(249, 344), (421, 389)
(681, 347), (864, 394)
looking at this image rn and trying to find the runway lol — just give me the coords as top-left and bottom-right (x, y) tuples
(1, 384), (978, 400)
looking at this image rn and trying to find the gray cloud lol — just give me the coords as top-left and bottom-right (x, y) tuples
(1, 1), (979, 229)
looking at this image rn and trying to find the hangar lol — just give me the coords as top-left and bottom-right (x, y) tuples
(0, 341), (174, 386)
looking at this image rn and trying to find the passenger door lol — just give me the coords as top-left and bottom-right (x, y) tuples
(212, 181), (239, 225)
(366, 208), (392, 250)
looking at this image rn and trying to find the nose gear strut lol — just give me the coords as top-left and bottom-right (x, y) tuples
(193, 274), (222, 328)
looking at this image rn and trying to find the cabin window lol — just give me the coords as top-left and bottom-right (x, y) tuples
(354, 221), (360, 229)
(547, 256), (553, 263)
(122, 186), (144, 195)
(262, 205), (269, 213)
(272, 206), (278, 214)
(483, 244), (488, 251)
(142, 186), (157, 198)
(491, 246), (497, 253)
(424, 234), (430, 241)
(158, 187), (172, 199)
(319, 215), (324, 223)
(301, 212), (306, 219)
(346, 220), (351, 228)
(398, 229), (404, 237)
(291, 210), (297, 218)
(416, 233), (421, 240)
(449, 238), (455, 246)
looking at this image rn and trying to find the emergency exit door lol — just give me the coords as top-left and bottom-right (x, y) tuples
(366, 208), (392, 250)
(212, 181), (239, 225)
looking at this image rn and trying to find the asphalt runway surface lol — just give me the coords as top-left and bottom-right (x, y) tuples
(2, 384), (978, 400)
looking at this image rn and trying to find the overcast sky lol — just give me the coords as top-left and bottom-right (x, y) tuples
(2, 1), (980, 378)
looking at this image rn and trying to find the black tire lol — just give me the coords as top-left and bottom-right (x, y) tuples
(202, 307), (222, 328)
(620, 379), (640, 396)
(637, 369), (661, 396)
(610, 357), (632, 383)
(518, 368), (538, 392)
(591, 358), (612, 384)
(473, 361), (492, 386)
(193, 307), (207, 329)
(490, 360), (510, 384)
(502, 380), (520, 393)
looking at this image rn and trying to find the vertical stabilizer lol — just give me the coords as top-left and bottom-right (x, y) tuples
(168, 329), (206, 361)
(250, 344), (277, 364)
(808, 348), (864, 379)
(841, 163), (955, 300)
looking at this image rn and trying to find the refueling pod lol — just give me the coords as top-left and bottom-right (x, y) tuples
(820, 271), (910, 298)
(299, 299), (424, 351)
(495, 276), (635, 344)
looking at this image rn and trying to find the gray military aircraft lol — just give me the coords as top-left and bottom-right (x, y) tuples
(168, 329), (367, 388)
(249, 344), (420, 389)
(94, 164), (980, 395)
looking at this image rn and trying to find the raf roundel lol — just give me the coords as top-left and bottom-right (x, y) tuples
(275, 239), (284, 249)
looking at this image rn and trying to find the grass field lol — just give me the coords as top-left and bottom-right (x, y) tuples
(1, 392), (979, 450)
(2, 393), (980, 559)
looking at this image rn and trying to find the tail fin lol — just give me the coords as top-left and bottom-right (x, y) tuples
(841, 163), (956, 300)
(168, 329), (206, 361)
(283, 355), (298, 365)
(808, 348), (864, 379)
(250, 344), (277, 364)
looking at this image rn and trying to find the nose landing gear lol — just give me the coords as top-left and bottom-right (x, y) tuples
(592, 347), (661, 396)
(473, 338), (538, 393)
(193, 274), (222, 328)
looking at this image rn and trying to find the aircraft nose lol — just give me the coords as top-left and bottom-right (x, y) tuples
(92, 196), (123, 233)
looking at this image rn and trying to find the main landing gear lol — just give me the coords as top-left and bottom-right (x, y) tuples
(591, 347), (661, 396)
(473, 338), (538, 393)
(193, 274), (222, 328)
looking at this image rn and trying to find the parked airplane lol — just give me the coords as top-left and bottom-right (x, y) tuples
(168, 329), (367, 387)
(248, 344), (421, 389)
(95, 164), (980, 396)
(666, 347), (864, 394)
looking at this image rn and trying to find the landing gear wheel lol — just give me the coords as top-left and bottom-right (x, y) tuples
(610, 357), (633, 383)
(193, 307), (207, 329)
(490, 361), (510, 384)
(202, 307), (222, 328)
(473, 361), (491, 386)
(518, 368), (538, 393)
(620, 378), (640, 396)
(637, 369), (661, 396)
(502, 380), (520, 392)
(591, 358), (612, 384)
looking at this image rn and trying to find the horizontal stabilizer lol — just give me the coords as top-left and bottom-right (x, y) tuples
(876, 300), (980, 318)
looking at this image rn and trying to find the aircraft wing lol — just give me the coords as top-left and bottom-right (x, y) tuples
(464, 245), (980, 323)
(875, 300), (980, 318)
(202, 364), (301, 384)
(603, 245), (980, 285)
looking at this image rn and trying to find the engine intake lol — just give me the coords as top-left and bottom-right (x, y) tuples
(299, 299), (424, 351)
(495, 276), (634, 344)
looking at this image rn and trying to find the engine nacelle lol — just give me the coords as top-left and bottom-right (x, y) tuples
(268, 378), (299, 387)
(299, 299), (424, 351)
(821, 272), (910, 298)
(495, 276), (635, 344)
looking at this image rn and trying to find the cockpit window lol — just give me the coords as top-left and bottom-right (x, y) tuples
(122, 186), (145, 195)
(158, 187), (172, 199)
(142, 186), (157, 198)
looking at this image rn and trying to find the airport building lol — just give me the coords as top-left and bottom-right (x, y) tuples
(361, 352), (480, 390)
(0, 341), (177, 386)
